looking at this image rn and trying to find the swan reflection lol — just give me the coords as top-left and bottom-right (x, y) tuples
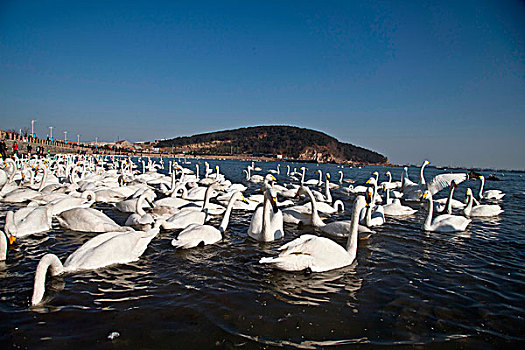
(267, 265), (363, 306)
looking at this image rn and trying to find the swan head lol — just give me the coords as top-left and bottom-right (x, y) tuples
(465, 188), (473, 198)
(451, 180), (458, 189)
(326, 173), (330, 179)
(423, 160), (430, 166)
(365, 188), (374, 205)
(365, 177), (376, 185)
(421, 190), (431, 201)
(7, 233), (16, 245)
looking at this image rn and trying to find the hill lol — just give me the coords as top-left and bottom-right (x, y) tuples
(155, 126), (388, 165)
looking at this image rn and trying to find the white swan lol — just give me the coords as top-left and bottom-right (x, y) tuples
(433, 180), (466, 214)
(421, 190), (471, 232)
(171, 191), (246, 249)
(259, 195), (366, 272)
(57, 207), (131, 233)
(124, 191), (156, 229)
(31, 224), (161, 305)
(1, 231), (16, 260)
(114, 189), (156, 213)
(46, 190), (96, 216)
(360, 187), (386, 227)
(161, 184), (222, 230)
(293, 185), (372, 236)
(476, 175), (505, 201)
(4, 206), (52, 239)
(247, 188), (284, 242)
(463, 188), (503, 217)
(382, 185), (417, 217)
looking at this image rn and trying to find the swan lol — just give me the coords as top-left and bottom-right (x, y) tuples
(433, 180), (466, 214)
(31, 224), (161, 305)
(421, 190), (471, 232)
(124, 191), (156, 229)
(244, 166), (264, 183)
(258, 195), (366, 272)
(268, 164), (280, 175)
(46, 190), (96, 216)
(1, 231), (16, 260)
(403, 161), (468, 202)
(161, 184), (223, 230)
(288, 199), (344, 216)
(475, 175), (505, 201)
(114, 189), (156, 213)
(301, 168), (321, 186)
(57, 207), (131, 233)
(463, 188), (503, 217)
(293, 185), (372, 236)
(382, 185), (417, 217)
(360, 187), (386, 227)
(4, 206), (52, 239)
(338, 170), (355, 184)
(247, 188), (284, 242)
(171, 191), (246, 249)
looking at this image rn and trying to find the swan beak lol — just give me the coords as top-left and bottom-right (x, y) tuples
(8, 235), (16, 245)
(146, 199), (155, 208)
(422, 192), (428, 200)
(365, 178), (371, 184)
(242, 196), (248, 204)
(271, 196), (279, 213)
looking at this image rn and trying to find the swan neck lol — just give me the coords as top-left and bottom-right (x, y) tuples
(346, 198), (362, 255)
(444, 186), (454, 214)
(0, 232), (7, 261)
(219, 193), (238, 233)
(419, 163), (427, 185)
(38, 166), (48, 191)
(478, 177), (485, 200)
(136, 193), (147, 216)
(32, 254), (64, 305)
(424, 196), (433, 230)
(464, 192), (473, 215)
(304, 187), (324, 227)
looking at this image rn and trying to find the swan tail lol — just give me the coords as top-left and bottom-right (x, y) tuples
(32, 254), (64, 306)
(259, 255), (313, 272)
(171, 238), (198, 249)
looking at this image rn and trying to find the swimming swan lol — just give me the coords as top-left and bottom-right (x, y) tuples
(475, 175), (505, 201)
(171, 191), (246, 249)
(247, 188), (284, 242)
(259, 196), (366, 272)
(31, 224), (161, 305)
(57, 207), (131, 233)
(421, 190), (471, 232)
(463, 188), (503, 217)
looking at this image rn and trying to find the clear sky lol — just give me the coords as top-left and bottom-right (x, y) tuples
(1, 0), (524, 169)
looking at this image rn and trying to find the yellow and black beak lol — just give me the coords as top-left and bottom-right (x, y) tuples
(8, 235), (16, 245)
(365, 178), (371, 184)
(270, 195), (278, 213)
(422, 192), (428, 200)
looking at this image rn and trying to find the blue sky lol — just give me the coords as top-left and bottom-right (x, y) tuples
(1, 0), (524, 169)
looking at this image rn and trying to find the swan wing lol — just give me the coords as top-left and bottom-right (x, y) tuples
(171, 224), (221, 249)
(65, 229), (157, 270)
(431, 214), (471, 232)
(261, 236), (351, 272)
(427, 173), (467, 195)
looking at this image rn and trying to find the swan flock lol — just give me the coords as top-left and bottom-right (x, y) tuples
(0, 155), (506, 306)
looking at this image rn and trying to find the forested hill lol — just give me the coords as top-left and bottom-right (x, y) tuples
(155, 126), (388, 164)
